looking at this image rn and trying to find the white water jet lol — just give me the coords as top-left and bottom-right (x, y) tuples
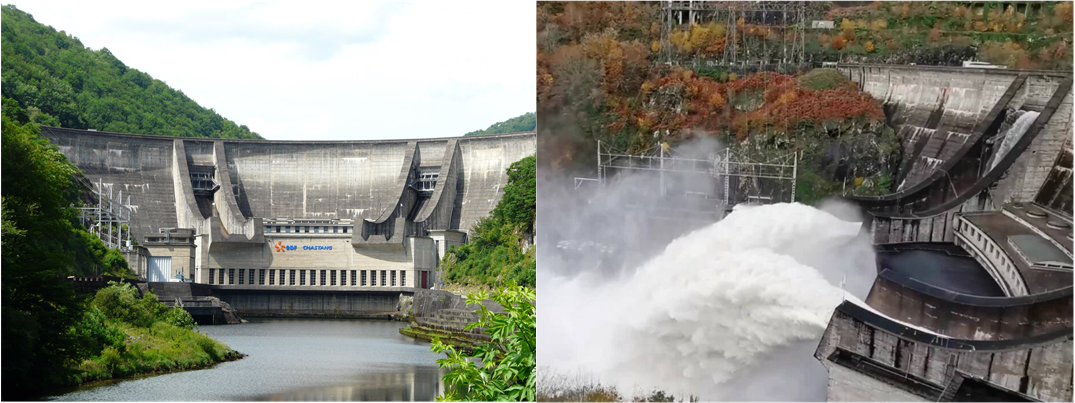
(539, 202), (877, 401)
(990, 111), (1040, 171)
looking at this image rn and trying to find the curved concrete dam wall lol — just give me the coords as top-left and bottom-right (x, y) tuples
(837, 65), (1072, 244)
(840, 65), (1071, 197)
(40, 127), (535, 241)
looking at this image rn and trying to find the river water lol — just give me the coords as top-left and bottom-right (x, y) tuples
(51, 318), (446, 401)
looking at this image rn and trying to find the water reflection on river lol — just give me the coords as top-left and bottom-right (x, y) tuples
(51, 318), (445, 401)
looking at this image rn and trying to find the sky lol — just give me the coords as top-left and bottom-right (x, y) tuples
(6, 2), (536, 140)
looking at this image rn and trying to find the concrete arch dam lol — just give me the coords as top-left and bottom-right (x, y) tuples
(835, 65), (1072, 245)
(42, 127), (535, 291)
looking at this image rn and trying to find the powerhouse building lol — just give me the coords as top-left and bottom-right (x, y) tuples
(43, 127), (535, 290)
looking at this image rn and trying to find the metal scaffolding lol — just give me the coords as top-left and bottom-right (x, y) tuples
(660, 1), (809, 68)
(76, 177), (132, 252)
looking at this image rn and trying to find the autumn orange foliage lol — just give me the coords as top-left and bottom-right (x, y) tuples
(615, 70), (884, 142)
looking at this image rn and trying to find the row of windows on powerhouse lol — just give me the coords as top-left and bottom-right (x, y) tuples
(266, 225), (350, 234)
(208, 268), (403, 286)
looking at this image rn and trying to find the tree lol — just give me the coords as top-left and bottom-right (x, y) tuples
(493, 155), (536, 236)
(1, 113), (86, 397)
(431, 286), (536, 401)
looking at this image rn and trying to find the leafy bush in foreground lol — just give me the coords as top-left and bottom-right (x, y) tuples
(432, 286), (536, 401)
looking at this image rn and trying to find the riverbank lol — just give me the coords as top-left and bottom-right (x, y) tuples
(70, 319), (242, 386)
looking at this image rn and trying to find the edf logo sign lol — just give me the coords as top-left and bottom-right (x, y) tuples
(273, 241), (297, 252)
(273, 241), (331, 252)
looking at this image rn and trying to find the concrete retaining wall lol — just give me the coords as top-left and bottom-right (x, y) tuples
(815, 302), (1073, 401)
(213, 289), (404, 317)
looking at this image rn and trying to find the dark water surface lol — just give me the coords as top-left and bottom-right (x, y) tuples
(51, 318), (445, 401)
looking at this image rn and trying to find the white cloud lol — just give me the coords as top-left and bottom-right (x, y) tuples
(6, 1), (536, 140)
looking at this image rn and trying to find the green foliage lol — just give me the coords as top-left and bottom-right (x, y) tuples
(493, 156), (536, 235)
(69, 229), (133, 277)
(2, 82), (164, 399)
(74, 320), (233, 384)
(440, 156), (536, 287)
(795, 168), (841, 206)
(431, 286), (536, 401)
(464, 112), (536, 136)
(66, 307), (127, 360)
(1, 112), (88, 397)
(91, 282), (168, 328)
(442, 221), (537, 287)
(1, 5), (261, 139)
(70, 282), (223, 384)
(161, 306), (196, 330)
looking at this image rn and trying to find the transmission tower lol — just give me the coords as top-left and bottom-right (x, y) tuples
(661, 1), (808, 70)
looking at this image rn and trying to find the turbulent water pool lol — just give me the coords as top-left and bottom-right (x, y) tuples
(50, 318), (445, 401)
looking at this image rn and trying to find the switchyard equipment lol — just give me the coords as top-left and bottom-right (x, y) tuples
(660, 0), (810, 69)
(591, 139), (798, 212)
(76, 177), (133, 253)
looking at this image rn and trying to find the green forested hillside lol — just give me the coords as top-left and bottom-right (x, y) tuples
(464, 112), (536, 136)
(1, 5), (261, 139)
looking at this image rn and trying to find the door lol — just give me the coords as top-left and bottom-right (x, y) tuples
(147, 257), (172, 282)
(421, 271), (428, 289)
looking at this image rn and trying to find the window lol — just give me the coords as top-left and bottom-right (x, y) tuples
(340, 270), (346, 285)
(361, 270), (367, 286)
(343, 227), (349, 233)
(371, 270), (376, 286)
(331, 270), (337, 286)
(209, 269), (216, 284)
(249, 269), (255, 285)
(265, 226), (271, 233)
(381, 270), (387, 286)
(314, 226), (320, 233)
(401, 271), (406, 287)
(218, 269), (225, 285)
(305, 226), (310, 233)
(289, 270), (296, 285)
(228, 269), (235, 284)
(351, 270), (357, 286)
(269, 269), (276, 285)
(275, 226), (281, 233)
(259, 269), (266, 285)
(320, 270), (327, 286)
(300, 270), (306, 285)
(391, 270), (397, 286)
(334, 227), (339, 233)
(239, 269), (245, 284)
